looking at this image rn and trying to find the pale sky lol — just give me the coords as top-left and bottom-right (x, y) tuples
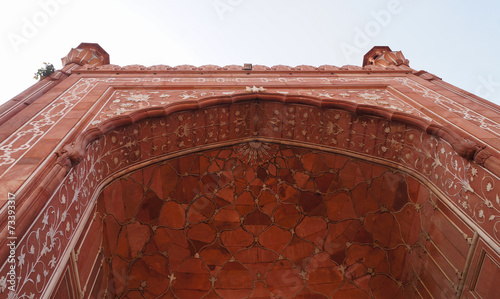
(1, 0), (500, 106)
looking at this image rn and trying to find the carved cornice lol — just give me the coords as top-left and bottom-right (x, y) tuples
(75, 63), (409, 73)
(413, 70), (442, 81)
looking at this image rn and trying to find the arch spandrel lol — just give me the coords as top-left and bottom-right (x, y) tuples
(4, 94), (500, 298)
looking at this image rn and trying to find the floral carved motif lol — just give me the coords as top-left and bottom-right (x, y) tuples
(0, 78), (106, 175)
(1, 99), (499, 297)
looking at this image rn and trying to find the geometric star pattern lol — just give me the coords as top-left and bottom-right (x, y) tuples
(98, 142), (438, 298)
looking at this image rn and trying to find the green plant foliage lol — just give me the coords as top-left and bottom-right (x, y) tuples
(34, 62), (55, 80)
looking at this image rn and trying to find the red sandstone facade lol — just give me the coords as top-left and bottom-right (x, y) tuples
(0, 43), (499, 298)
